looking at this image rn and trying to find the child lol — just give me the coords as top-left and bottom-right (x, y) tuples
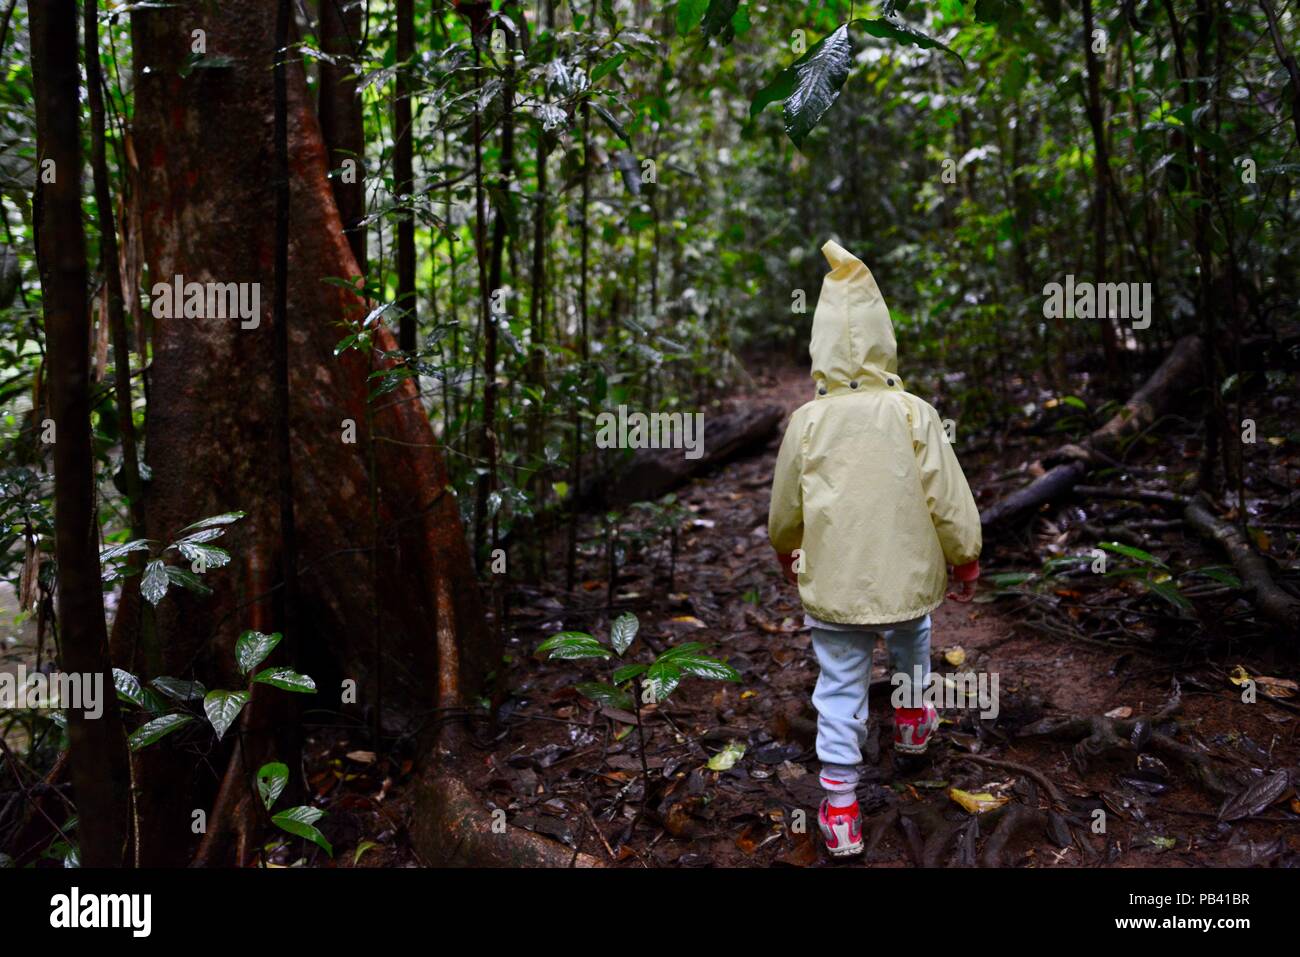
(768, 240), (982, 858)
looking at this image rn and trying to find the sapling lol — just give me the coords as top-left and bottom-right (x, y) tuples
(537, 611), (739, 833)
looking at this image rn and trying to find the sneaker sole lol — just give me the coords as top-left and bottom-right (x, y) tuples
(826, 838), (864, 858)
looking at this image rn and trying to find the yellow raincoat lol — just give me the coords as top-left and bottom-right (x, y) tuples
(768, 240), (982, 625)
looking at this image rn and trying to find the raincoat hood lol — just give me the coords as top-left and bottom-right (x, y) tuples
(809, 240), (898, 390)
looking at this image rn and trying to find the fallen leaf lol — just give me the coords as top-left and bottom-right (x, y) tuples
(948, 787), (1010, 814)
(943, 646), (966, 666)
(1104, 706), (1133, 719)
(708, 740), (746, 772)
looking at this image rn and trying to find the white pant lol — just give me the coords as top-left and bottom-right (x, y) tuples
(812, 615), (932, 793)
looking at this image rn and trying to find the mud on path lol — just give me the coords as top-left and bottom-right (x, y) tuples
(429, 365), (1300, 868)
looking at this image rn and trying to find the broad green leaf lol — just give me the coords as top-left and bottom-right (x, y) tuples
(203, 689), (249, 740)
(128, 713), (194, 751)
(590, 51), (627, 83)
(644, 659), (683, 703)
(236, 630), (283, 675)
(252, 667), (317, 694)
(99, 539), (152, 563)
(164, 564), (212, 596)
(701, 0), (740, 41)
(783, 24), (853, 148)
(675, 0), (708, 36)
(141, 559), (169, 605)
(272, 806), (333, 857)
(151, 677), (207, 702)
(257, 762), (290, 811)
(178, 511), (247, 534)
(536, 632), (612, 660)
(576, 682), (634, 711)
(666, 654), (740, 682)
(852, 18), (964, 65)
(612, 662), (648, 684)
(113, 668), (146, 708)
(175, 541), (230, 571)
(610, 611), (639, 655)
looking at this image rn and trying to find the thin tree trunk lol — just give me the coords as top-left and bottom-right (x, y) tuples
(31, 0), (133, 868)
(318, 0), (368, 273)
(395, 0), (417, 351)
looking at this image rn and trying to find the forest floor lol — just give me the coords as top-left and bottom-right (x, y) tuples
(309, 360), (1300, 869)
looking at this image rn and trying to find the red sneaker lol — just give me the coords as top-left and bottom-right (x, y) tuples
(818, 800), (863, 858)
(893, 705), (939, 754)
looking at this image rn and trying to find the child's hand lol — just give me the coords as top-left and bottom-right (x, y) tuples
(946, 580), (976, 603)
(947, 560), (979, 603)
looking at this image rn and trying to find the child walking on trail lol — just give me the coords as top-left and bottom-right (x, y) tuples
(768, 240), (983, 858)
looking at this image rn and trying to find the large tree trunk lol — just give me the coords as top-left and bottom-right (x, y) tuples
(31, 0), (133, 868)
(126, 0), (493, 865)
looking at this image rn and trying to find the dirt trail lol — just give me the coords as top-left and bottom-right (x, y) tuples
(431, 365), (1299, 868)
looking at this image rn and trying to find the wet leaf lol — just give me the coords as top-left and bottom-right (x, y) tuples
(707, 740), (746, 771)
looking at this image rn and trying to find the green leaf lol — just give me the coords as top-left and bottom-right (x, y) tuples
(675, 0), (708, 36)
(707, 740), (745, 771)
(178, 511), (247, 534)
(611, 662), (648, 684)
(701, 0), (740, 41)
(164, 564), (212, 596)
(141, 559), (169, 605)
(610, 611), (639, 655)
(852, 17), (964, 65)
(203, 689), (249, 741)
(782, 23), (853, 148)
(1098, 541), (1167, 568)
(1144, 579), (1194, 613)
(257, 762), (290, 811)
(272, 806), (333, 857)
(591, 102), (631, 144)
(99, 539), (152, 563)
(128, 713), (194, 751)
(576, 682), (634, 710)
(151, 677), (207, 702)
(974, 0), (1021, 24)
(536, 632), (612, 660)
(644, 659), (683, 703)
(175, 540), (231, 571)
(664, 654), (740, 682)
(590, 51), (627, 84)
(236, 630), (283, 675)
(113, 668), (146, 708)
(252, 667), (317, 694)
(353, 841), (378, 865)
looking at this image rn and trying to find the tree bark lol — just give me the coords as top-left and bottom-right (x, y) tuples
(31, 0), (133, 868)
(318, 0), (368, 274)
(128, 0), (493, 865)
(394, 0), (416, 351)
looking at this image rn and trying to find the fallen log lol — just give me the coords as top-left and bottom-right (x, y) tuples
(581, 402), (785, 508)
(1066, 484), (1300, 635)
(981, 335), (1203, 528)
(1183, 497), (1300, 636)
